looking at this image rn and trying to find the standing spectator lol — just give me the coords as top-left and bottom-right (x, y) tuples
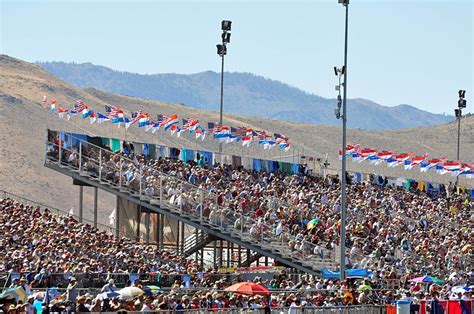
(66, 277), (78, 303)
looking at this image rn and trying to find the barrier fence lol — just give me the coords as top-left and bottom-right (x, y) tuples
(97, 306), (389, 314)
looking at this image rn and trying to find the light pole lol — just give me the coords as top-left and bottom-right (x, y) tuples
(455, 90), (467, 185)
(334, 0), (349, 282)
(216, 20), (232, 154)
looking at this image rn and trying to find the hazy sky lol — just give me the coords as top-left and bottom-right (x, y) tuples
(1, 0), (472, 114)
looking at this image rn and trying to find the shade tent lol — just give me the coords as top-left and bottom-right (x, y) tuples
(322, 268), (372, 279)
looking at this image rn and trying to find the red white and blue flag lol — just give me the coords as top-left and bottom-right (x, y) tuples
(162, 114), (179, 131)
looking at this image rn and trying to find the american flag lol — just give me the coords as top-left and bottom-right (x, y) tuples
(131, 110), (144, 119)
(274, 133), (289, 141)
(231, 126), (247, 137)
(157, 114), (167, 124)
(183, 118), (199, 130)
(207, 122), (222, 134)
(104, 105), (122, 118)
(74, 100), (85, 112)
(252, 130), (270, 141)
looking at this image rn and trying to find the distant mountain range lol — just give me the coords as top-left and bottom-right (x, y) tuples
(37, 61), (453, 130)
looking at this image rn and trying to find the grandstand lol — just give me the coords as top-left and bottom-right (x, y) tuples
(0, 129), (471, 313)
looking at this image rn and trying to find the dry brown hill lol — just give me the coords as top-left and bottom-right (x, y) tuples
(0, 55), (473, 227)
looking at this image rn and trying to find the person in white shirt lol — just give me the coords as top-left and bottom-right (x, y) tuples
(101, 279), (117, 293)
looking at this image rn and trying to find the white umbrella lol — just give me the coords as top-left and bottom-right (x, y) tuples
(98, 291), (120, 300)
(451, 286), (469, 294)
(118, 287), (144, 299)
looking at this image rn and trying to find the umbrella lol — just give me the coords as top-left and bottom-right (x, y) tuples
(451, 286), (469, 294)
(224, 282), (270, 296)
(410, 276), (444, 284)
(357, 284), (372, 291)
(0, 287), (26, 303)
(98, 291), (120, 300)
(307, 218), (320, 230)
(143, 286), (161, 295)
(119, 287), (144, 299)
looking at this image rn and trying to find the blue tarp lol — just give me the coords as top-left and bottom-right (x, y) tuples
(204, 152), (213, 167)
(291, 163), (299, 175)
(353, 172), (362, 183)
(322, 268), (372, 279)
(253, 159), (262, 172)
(268, 160), (278, 172)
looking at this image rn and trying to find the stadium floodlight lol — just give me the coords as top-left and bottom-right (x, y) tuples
(222, 20), (232, 31)
(216, 44), (227, 56)
(222, 32), (231, 44)
(217, 20), (232, 155)
(454, 90), (466, 185)
(454, 109), (461, 118)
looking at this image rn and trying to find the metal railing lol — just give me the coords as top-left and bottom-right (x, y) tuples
(44, 134), (337, 274)
(102, 306), (388, 314)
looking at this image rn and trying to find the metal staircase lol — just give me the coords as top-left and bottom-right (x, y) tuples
(183, 229), (216, 257)
(44, 137), (337, 275)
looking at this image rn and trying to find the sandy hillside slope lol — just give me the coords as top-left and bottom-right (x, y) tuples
(0, 55), (472, 227)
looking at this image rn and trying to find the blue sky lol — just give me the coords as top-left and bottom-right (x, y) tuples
(1, 0), (472, 114)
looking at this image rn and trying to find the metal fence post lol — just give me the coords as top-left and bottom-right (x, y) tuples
(199, 190), (203, 222)
(58, 137), (62, 165)
(119, 156), (122, 188)
(78, 141), (82, 172)
(98, 149), (102, 181)
(139, 168), (143, 197)
(240, 213), (243, 234)
(159, 176), (163, 206)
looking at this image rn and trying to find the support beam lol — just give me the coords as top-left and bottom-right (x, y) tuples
(93, 187), (98, 228)
(213, 241), (217, 266)
(219, 240), (224, 267)
(200, 248), (204, 267)
(158, 214), (164, 249)
(78, 186), (83, 223)
(145, 212), (150, 244)
(176, 221), (180, 252)
(238, 245), (241, 266)
(180, 221), (185, 254)
(136, 205), (141, 239)
(115, 196), (120, 238)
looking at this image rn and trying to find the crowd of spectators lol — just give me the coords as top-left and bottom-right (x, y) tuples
(1, 135), (470, 312)
(48, 136), (473, 279)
